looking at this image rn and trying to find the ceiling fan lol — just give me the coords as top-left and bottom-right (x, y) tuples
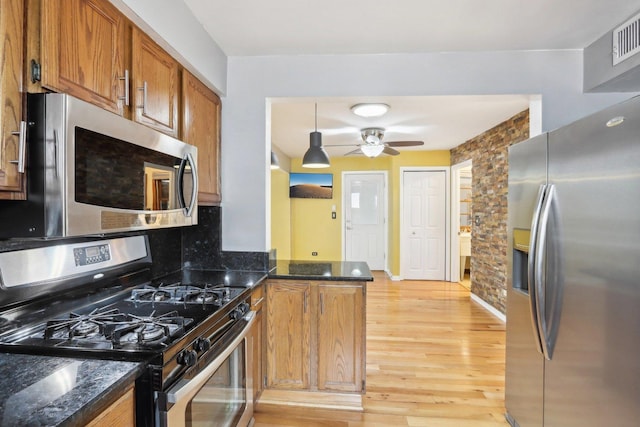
(325, 128), (424, 157)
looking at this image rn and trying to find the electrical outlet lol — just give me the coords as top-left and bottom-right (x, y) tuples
(312, 251), (318, 256)
(332, 212), (336, 219)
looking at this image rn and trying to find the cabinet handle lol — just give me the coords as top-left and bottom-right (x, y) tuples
(118, 69), (130, 106)
(137, 81), (148, 114)
(9, 121), (27, 173)
(320, 293), (324, 315)
(304, 293), (307, 313)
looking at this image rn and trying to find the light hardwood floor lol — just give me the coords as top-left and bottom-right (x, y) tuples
(254, 271), (508, 426)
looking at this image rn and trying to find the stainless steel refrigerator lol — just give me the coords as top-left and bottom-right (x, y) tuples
(505, 95), (640, 427)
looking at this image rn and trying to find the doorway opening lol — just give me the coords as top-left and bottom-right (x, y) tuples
(451, 160), (472, 288)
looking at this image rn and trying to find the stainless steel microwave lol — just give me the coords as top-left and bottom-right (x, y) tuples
(0, 93), (198, 238)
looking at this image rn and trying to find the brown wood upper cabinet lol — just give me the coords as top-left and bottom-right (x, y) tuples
(265, 280), (365, 393)
(0, 0), (26, 198)
(41, 0), (128, 116)
(181, 70), (221, 204)
(132, 28), (179, 138)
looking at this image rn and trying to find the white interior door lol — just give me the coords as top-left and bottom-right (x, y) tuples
(401, 170), (446, 280)
(343, 172), (386, 270)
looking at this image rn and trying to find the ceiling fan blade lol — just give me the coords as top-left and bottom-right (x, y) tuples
(324, 143), (361, 147)
(344, 148), (363, 156)
(383, 147), (400, 156)
(385, 140), (424, 147)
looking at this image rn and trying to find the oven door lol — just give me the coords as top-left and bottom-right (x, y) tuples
(159, 312), (255, 427)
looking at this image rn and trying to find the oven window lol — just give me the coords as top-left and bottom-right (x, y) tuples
(186, 345), (247, 427)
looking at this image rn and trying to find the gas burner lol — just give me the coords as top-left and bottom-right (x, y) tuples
(130, 283), (234, 306)
(111, 311), (192, 347)
(131, 285), (177, 303)
(44, 307), (126, 340)
(73, 321), (100, 338)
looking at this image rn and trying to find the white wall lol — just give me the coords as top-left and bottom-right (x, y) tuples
(223, 51), (632, 252)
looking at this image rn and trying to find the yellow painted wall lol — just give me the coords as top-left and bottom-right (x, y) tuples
(270, 168), (292, 259)
(281, 150), (450, 275)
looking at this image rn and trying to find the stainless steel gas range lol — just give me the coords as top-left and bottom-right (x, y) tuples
(0, 235), (262, 426)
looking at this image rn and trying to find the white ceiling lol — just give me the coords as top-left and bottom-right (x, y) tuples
(270, 96), (532, 157)
(183, 0), (640, 159)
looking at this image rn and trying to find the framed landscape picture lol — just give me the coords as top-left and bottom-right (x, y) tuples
(289, 173), (333, 199)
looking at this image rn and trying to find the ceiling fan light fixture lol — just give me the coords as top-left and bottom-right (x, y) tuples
(351, 103), (390, 118)
(365, 134), (380, 144)
(302, 131), (330, 168)
(360, 144), (385, 158)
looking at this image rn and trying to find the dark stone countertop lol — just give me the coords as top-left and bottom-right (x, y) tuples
(173, 269), (268, 289)
(0, 353), (144, 426)
(268, 260), (373, 282)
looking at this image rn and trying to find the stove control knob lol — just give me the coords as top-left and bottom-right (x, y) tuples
(178, 349), (198, 367)
(230, 302), (250, 320)
(193, 337), (211, 353)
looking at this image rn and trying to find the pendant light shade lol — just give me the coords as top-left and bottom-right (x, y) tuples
(303, 131), (330, 168)
(302, 104), (330, 168)
(270, 151), (280, 169)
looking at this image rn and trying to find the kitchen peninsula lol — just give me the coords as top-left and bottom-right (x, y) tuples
(260, 260), (372, 410)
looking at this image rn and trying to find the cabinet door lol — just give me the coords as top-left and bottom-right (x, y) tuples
(317, 283), (364, 392)
(131, 28), (179, 137)
(86, 386), (135, 427)
(41, 0), (128, 115)
(266, 281), (311, 390)
(0, 0), (25, 198)
(182, 71), (221, 204)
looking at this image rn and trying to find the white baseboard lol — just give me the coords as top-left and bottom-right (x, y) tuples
(382, 269), (402, 281)
(470, 293), (506, 322)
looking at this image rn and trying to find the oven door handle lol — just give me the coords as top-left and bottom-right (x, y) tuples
(165, 311), (255, 406)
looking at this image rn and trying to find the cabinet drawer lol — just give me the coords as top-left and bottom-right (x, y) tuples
(251, 283), (264, 310)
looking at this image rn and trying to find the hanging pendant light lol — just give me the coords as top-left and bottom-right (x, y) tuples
(302, 103), (330, 168)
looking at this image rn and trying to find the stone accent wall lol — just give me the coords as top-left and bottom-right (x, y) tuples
(450, 110), (529, 314)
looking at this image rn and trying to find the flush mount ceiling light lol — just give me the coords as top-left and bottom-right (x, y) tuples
(350, 103), (390, 118)
(302, 104), (330, 168)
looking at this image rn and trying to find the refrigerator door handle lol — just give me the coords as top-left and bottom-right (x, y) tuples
(527, 184), (547, 355)
(535, 184), (556, 361)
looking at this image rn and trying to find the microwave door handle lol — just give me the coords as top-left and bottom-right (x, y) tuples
(178, 152), (198, 217)
(53, 129), (59, 180)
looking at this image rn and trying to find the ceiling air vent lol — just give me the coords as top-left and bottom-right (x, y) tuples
(613, 13), (640, 65)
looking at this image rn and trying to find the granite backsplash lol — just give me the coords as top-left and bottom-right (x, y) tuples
(0, 206), (269, 280)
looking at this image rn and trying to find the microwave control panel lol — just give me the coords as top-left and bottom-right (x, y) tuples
(74, 244), (111, 266)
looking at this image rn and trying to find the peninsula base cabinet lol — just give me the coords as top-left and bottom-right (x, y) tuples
(264, 279), (365, 403)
